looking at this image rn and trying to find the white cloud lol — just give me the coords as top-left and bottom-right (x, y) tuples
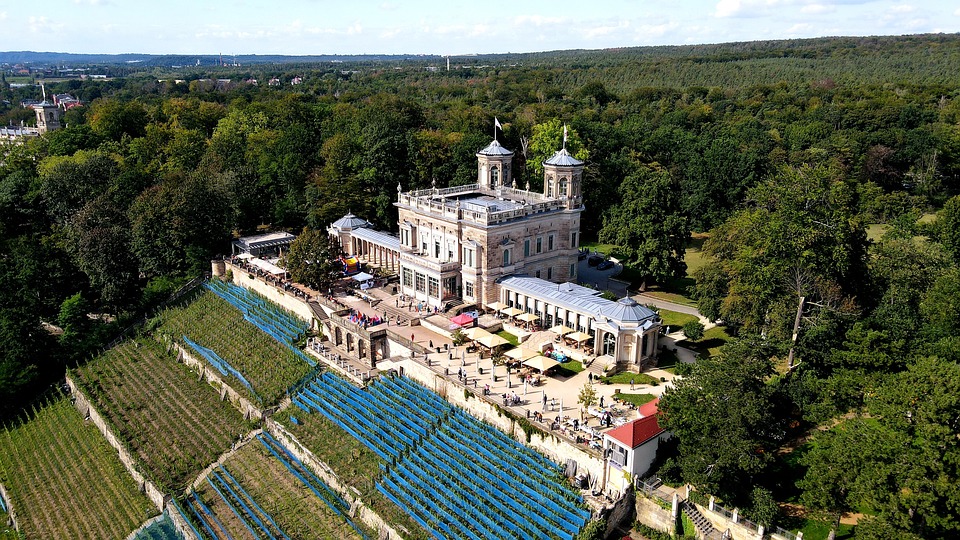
(785, 22), (815, 34)
(28, 16), (64, 34)
(715, 0), (783, 18)
(889, 4), (915, 13)
(583, 20), (630, 39)
(801, 3), (835, 14)
(0, 12), (7, 22)
(513, 15), (569, 28)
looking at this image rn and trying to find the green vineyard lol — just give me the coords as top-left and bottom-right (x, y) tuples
(155, 290), (314, 405)
(0, 397), (156, 540)
(72, 338), (253, 492)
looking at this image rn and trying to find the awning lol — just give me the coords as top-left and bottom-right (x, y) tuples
(501, 307), (523, 317)
(549, 324), (574, 336)
(351, 272), (374, 282)
(236, 253), (255, 260)
(523, 356), (561, 372)
(516, 312), (539, 323)
(249, 258), (286, 276)
(476, 334), (510, 349)
(568, 331), (593, 342)
(487, 301), (509, 311)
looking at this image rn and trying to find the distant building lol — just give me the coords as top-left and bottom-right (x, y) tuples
(232, 232), (296, 258)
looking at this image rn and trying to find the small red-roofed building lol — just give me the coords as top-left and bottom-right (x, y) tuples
(602, 400), (669, 492)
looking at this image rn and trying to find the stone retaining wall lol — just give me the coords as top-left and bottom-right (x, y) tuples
(165, 501), (202, 540)
(636, 495), (676, 536)
(266, 420), (407, 540)
(226, 263), (315, 324)
(170, 341), (265, 421)
(65, 375), (168, 510)
(0, 483), (18, 533)
(393, 358), (606, 484)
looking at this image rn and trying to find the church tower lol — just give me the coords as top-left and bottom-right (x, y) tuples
(476, 139), (514, 189)
(543, 147), (584, 210)
(33, 85), (61, 134)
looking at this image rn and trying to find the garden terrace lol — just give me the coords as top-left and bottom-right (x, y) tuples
(72, 338), (252, 492)
(0, 397), (156, 540)
(155, 286), (314, 405)
(182, 434), (369, 539)
(291, 373), (588, 540)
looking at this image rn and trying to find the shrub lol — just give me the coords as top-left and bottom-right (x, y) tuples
(682, 320), (705, 341)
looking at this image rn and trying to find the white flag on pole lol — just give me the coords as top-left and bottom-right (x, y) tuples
(563, 124), (568, 147)
(494, 117), (503, 131)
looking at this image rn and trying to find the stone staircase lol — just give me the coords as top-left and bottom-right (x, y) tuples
(682, 501), (719, 540)
(586, 360), (606, 378)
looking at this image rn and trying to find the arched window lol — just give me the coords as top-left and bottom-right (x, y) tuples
(502, 249), (511, 266)
(603, 333), (616, 356)
(559, 178), (568, 197)
(490, 167), (499, 187)
(546, 175), (554, 197)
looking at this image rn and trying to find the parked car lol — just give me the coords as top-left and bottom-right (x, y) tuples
(587, 255), (603, 266)
(597, 260), (614, 270)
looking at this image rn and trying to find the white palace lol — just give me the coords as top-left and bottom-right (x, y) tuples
(329, 133), (662, 368)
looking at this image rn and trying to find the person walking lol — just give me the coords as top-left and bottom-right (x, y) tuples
(542, 393), (548, 412)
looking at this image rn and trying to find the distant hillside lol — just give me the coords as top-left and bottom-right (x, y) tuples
(0, 50), (442, 66)
(5, 33), (959, 89)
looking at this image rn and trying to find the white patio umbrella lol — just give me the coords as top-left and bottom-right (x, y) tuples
(516, 312), (539, 323)
(549, 324), (574, 335)
(487, 301), (509, 311)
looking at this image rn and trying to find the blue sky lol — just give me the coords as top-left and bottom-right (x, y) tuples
(1, 1), (958, 55)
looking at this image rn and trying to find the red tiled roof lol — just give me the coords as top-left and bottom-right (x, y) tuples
(606, 415), (663, 449)
(638, 398), (659, 418)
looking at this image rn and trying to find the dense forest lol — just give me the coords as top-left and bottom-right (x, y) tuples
(2, 33), (960, 539)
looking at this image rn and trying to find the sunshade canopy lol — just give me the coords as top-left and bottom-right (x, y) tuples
(549, 324), (574, 335)
(516, 312), (539, 322)
(505, 348), (540, 361)
(476, 334), (510, 348)
(523, 356), (561, 372)
(568, 331), (593, 342)
(464, 327), (492, 341)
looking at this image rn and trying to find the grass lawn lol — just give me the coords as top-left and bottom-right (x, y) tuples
(794, 519), (854, 539)
(614, 393), (658, 407)
(657, 308), (699, 329)
(497, 330), (520, 346)
(555, 359), (584, 377)
(598, 372), (659, 386)
(677, 325), (732, 358)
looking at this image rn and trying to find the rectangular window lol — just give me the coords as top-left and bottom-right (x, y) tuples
(536, 237), (542, 254)
(612, 445), (628, 467)
(503, 249), (511, 266)
(402, 268), (413, 287)
(523, 239), (530, 258)
(547, 267), (553, 280)
(569, 263), (575, 278)
(535, 270), (541, 278)
(465, 282), (474, 298)
(415, 273), (426, 293)
(571, 232), (578, 248)
(548, 235), (554, 251)
(428, 277), (439, 298)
